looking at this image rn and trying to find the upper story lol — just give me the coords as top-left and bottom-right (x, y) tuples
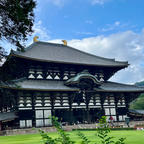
(0, 41), (128, 82)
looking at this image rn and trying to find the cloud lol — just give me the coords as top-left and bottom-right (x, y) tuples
(99, 21), (125, 32)
(90, 0), (110, 5)
(75, 31), (94, 36)
(85, 20), (93, 24)
(27, 21), (51, 45)
(46, 0), (67, 7)
(48, 29), (144, 84)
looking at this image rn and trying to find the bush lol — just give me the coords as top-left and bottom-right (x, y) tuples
(39, 116), (126, 144)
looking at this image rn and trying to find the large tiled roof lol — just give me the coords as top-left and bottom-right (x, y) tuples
(0, 78), (144, 92)
(99, 82), (144, 92)
(129, 109), (144, 115)
(0, 112), (17, 121)
(11, 41), (128, 67)
(0, 79), (79, 91)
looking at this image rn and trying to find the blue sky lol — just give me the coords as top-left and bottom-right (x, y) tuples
(34, 0), (144, 39)
(3, 0), (144, 84)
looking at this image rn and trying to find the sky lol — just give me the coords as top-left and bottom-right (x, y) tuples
(3, 0), (144, 84)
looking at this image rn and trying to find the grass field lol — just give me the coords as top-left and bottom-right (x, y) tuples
(0, 130), (144, 144)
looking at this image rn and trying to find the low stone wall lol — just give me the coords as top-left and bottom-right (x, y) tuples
(1, 121), (144, 136)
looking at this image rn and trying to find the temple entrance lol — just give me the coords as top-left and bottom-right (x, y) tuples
(89, 108), (104, 123)
(72, 108), (87, 123)
(54, 109), (70, 124)
(54, 109), (87, 124)
(54, 108), (104, 124)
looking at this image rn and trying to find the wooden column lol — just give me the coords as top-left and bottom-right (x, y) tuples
(68, 92), (75, 124)
(100, 93), (106, 115)
(0, 90), (2, 112)
(0, 121), (2, 131)
(50, 93), (55, 116)
(31, 92), (35, 127)
(85, 91), (91, 123)
(114, 93), (120, 121)
(12, 90), (19, 111)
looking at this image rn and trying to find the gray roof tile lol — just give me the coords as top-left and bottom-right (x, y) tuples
(99, 81), (144, 92)
(11, 41), (128, 67)
(1, 79), (144, 92)
(0, 112), (17, 121)
(0, 79), (79, 91)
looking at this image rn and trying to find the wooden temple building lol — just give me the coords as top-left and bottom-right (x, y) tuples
(0, 40), (144, 129)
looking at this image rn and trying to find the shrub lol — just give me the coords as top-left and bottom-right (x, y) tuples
(96, 116), (126, 144)
(39, 116), (126, 144)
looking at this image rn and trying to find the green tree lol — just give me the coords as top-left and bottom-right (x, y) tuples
(0, 0), (36, 60)
(129, 93), (144, 110)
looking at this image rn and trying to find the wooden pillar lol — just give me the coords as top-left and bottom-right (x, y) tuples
(68, 93), (74, 124)
(13, 90), (19, 111)
(31, 92), (35, 127)
(85, 91), (91, 123)
(100, 93), (106, 115)
(0, 121), (2, 131)
(114, 93), (120, 121)
(41, 92), (45, 107)
(50, 93), (55, 116)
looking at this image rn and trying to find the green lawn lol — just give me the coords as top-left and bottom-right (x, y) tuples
(0, 130), (144, 144)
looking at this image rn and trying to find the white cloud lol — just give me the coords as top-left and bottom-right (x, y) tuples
(27, 21), (51, 45)
(75, 31), (94, 36)
(99, 21), (136, 33)
(46, 0), (67, 7)
(85, 20), (93, 24)
(100, 21), (123, 32)
(48, 29), (144, 84)
(90, 0), (110, 5)
(115, 21), (120, 26)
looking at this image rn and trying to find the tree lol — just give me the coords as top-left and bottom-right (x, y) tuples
(0, 47), (7, 62)
(0, 0), (36, 60)
(129, 93), (144, 110)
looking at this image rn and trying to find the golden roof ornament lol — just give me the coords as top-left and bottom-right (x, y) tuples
(33, 36), (39, 42)
(62, 40), (67, 46)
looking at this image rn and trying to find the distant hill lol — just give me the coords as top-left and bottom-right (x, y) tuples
(130, 81), (144, 110)
(135, 81), (144, 87)
(129, 93), (144, 110)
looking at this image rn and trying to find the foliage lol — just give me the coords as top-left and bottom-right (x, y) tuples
(39, 116), (74, 144)
(96, 116), (126, 144)
(77, 131), (91, 144)
(52, 116), (74, 144)
(97, 116), (114, 144)
(129, 93), (144, 110)
(0, 0), (36, 60)
(0, 47), (7, 62)
(39, 129), (56, 144)
(39, 116), (126, 144)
